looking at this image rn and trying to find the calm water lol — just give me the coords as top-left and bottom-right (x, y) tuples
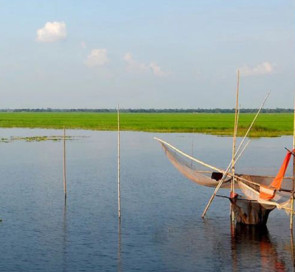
(0, 129), (294, 272)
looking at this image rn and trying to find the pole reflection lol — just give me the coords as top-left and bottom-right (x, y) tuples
(118, 218), (122, 272)
(62, 201), (68, 272)
(291, 230), (295, 268)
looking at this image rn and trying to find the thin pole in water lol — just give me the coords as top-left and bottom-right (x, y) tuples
(290, 96), (295, 230)
(230, 70), (240, 222)
(117, 105), (121, 219)
(63, 126), (67, 201)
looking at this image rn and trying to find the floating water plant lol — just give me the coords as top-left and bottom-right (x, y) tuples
(0, 135), (82, 143)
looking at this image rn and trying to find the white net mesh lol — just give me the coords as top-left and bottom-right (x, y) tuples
(159, 139), (232, 188)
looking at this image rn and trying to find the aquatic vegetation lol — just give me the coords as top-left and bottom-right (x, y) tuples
(0, 135), (77, 143)
(0, 112), (292, 137)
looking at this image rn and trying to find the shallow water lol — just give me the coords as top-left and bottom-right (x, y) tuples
(0, 129), (294, 271)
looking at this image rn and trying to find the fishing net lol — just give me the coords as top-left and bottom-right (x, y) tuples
(156, 137), (294, 215)
(158, 139), (232, 188)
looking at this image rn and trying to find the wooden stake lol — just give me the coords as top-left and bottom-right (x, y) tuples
(191, 128), (195, 168)
(290, 97), (295, 230)
(63, 127), (67, 200)
(117, 105), (121, 219)
(231, 70), (240, 190)
(230, 70), (240, 221)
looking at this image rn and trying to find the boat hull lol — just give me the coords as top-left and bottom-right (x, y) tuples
(230, 197), (275, 226)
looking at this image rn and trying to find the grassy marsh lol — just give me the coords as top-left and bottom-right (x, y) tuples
(0, 112), (293, 137)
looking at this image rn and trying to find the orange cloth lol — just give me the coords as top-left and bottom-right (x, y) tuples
(259, 185), (276, 200)
(270, 149), (293, 190)
(259, 149), (294, 200)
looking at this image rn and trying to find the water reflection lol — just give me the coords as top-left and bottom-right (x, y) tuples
(291, 231), (295, 268)
(118, 218), (122, 272)
(231, 224), (286, 271)
(63, 202), (68, 272)
(1, 130), (295, 271)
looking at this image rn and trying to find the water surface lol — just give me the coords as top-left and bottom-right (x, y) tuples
(0, 129), (293, 271)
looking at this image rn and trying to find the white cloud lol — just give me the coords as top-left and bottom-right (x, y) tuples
(85, 49), (108, 67)
(36, 21), (67, 43)
(123, 53), (148, 71)
(149, 62), (167, 77)
(123, 53), (167, 77)
(239, 62), (274, 76)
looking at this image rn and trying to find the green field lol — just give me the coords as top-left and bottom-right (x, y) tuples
(0, 112), (293, 137)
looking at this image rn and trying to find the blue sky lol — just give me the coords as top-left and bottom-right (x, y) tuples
(0, 0), (294, 109)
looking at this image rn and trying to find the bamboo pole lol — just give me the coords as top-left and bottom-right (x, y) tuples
(117, 105), (121, 219)
(191, 128), (195, 168)
(290, 97), (295, 230)
(235, 140), (250, 163)
(231, 70), (240, 196)
(230, 70), (240, 222)
(201, 92), (270, 218)
(117, 105), (122, 271)
(233, 92), (270, 155)
(63, 127), (67, 200)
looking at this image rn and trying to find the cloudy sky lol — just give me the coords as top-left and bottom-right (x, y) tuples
(0, 0), (294, 109)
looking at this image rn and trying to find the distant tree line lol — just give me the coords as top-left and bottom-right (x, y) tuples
(0, 108), (294, 113)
